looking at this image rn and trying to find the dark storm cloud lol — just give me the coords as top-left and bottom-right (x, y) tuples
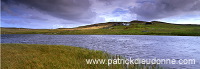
(131, 0), (200, 20)
(1, 1), (17, 16)
(1, 0), (96, 22)
(98, 0), (114, 5)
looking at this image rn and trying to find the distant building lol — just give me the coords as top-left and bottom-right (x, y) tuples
(122, 23), (130, 26)
(112, 22), (130, 26)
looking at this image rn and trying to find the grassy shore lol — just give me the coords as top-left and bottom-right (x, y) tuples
(1, 44), (120, 69)
(1, 44), (162, 69)
(2, 21), (199, 36)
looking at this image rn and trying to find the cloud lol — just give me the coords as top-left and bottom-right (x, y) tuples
(90, 0), (137, 22)
(1, 0), (101, 29)
(2, 0), (96, 22)
(130, 0), (200, 21)
(1, 1), (94, 29)
(158, 13), (200, 24)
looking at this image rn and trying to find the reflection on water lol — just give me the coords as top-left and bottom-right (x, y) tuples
(1, 34), (200, 69)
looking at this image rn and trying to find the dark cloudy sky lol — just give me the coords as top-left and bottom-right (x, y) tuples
(1, 0), (200, 29)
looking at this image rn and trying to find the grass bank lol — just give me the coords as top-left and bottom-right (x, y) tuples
(1, 44), (161, 69)
(1, 21), (200, 36)
(1, 44), (120, 69)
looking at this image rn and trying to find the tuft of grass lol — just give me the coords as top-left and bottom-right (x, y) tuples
(1, 44), (161, 69)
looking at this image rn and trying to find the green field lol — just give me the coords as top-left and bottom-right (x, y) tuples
(1, 44), (161, 69)
(1, 21), (200, 36)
